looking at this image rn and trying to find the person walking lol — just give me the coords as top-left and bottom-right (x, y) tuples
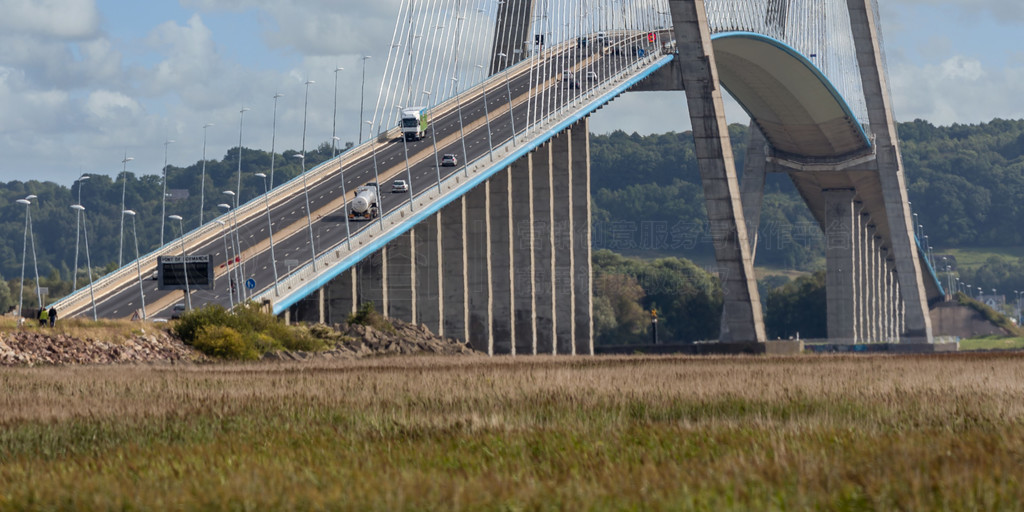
(48, 306), (57, 327)
(38, 307), (48, 327)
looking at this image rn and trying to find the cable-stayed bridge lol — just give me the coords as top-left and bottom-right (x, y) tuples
(52, 0), (942, 351)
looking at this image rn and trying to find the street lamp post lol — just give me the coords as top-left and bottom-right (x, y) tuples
(451, 76), (470, 176)
(364, 120), (385, 233)
(235, 107), (251, 208)
(15, 195), (38, 319)
(359, 56), (371, 144)
(123, 209), (146, 320)
(70, 204), (97, 320)
(422, 90), (443, 192)
(299, 78), (318, 270)
(334, 136), (353, 251)
(393, 105), (416, 210)
(332, 67), (344, 159)
(254, 173), (279, 295)
(213, 218), (235, 308)
(159, 139), (176, 249)
(220, 194), (244, 302)
(119, 154), (133, 266)
(199, 123), (213, 226)
(73, 174), (89, 290)
(496, 52), (517, 144)
(168, 215), (192, 311)
(474, 64), (495, 160)
(270, 93), (283, 188)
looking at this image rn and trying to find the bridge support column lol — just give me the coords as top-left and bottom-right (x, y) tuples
(670, 0), (765, 344)
(326, 267), (357, 324)
(415, 213), (443, 336)
(532, 142), (557, 354)
(466, 182), (494, 354)
(511, 155), (537, 355)
(571, 120), (593, 355)
(489, 0), (536, 73)
(552, 130), (576, 355)
(387, 230), (416, 324)
(441, 197), (469, 343)
(357, 248), (387, 315)
(848, 0), (933, 342)
(824, 189), (858, 341)
(490, 167), (515, 355)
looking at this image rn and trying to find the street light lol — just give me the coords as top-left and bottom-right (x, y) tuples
(220, 192), (244, 302)
(332, 67), (344, 159)
(451, 76), (470, 176)
(73, 174), (89, 290)
(235, 107), (251, 208)
(299, 78), (318, 270)
(474, 64), (495, 160)
(393, 105), (416, 210)
(254, 172), (279, 295)
(422, 90), (443, 192)
(364, 120), (385, 233)
(118, 153), (133, 266)
(70, 204), (97, 320)
(293, 153), (318, 270)
(213, 219), (234, 308)
(159, 139), (176, 249)
(15, 195), (39, 320)
(496, 52), (518, 144)
(270, 93), (283, 188)
(168, 215), (192, 311)
(334, 136), (353, 251)
(199, 123), (214, 226)
(123, 209), (146, 320)
(359, 56), (371, 144)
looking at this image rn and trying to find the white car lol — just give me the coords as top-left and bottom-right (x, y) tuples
(441, 154), (458, 166)
(391, 180), (409, 193)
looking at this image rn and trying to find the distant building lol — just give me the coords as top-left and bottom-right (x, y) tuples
(978, 294), (1005, 309)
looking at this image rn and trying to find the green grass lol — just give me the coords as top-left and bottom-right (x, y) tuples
(2, 355), (1024, 510)
(959, 335), (1024, 351)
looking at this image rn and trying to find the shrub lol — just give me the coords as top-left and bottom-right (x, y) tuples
(173, 302), (326, 358)
(348, 302), (395, 333)
(192, 325), (259, 360)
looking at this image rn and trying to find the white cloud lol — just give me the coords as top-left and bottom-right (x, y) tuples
(889, 55), (1024, 125)
(0, 0), (101, 39)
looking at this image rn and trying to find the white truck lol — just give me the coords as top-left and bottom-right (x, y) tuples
(349, 183), (379, 220)
(401, 107), (429, 141)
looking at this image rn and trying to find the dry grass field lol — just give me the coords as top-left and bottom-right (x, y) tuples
(2, 353), (1024, 510)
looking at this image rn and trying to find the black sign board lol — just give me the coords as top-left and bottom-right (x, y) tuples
(158, 255), (214, 290)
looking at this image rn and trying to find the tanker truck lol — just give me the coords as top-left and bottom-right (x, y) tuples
(349, 182), (379, 220)
(401, 107), (428, 141)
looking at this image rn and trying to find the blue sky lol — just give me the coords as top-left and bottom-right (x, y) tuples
(0, 0), (1021, 184)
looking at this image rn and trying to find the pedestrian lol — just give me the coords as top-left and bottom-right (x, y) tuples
(38, 307), (48, 327)
(48, 306), (57, 328)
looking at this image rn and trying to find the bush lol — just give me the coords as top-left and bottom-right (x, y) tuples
(192, 325), (258, 360)
(348, 302), (395, 333)
(173, 302), (326, 359)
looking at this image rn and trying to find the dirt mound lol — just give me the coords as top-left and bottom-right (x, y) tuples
(263, 319), (477, 361)
(0, 329), (203, 366)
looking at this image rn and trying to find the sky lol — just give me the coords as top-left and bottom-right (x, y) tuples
(1, 0), (1022, 185)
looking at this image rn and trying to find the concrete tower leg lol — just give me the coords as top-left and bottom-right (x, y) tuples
(552, 130), (576, 355)
(415, 213), (443, 336)
(511, 155), (537, 355)
(669, 0), (765, 344)
(387, 230), (416, 323)
(326, 267), (357, 324)
(441, 196), (469, 343)
(490, 167), (516, 355)
(570, 120), (593, 355)
(356, 248), (387, 315)
(466, 182), (494, 354)
(532, 142), (557, 354)
(824, 189), (858, 341)
(848, 0), (933, 342)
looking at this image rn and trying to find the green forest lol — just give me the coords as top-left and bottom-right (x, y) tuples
(4, 118), (1024, 341)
